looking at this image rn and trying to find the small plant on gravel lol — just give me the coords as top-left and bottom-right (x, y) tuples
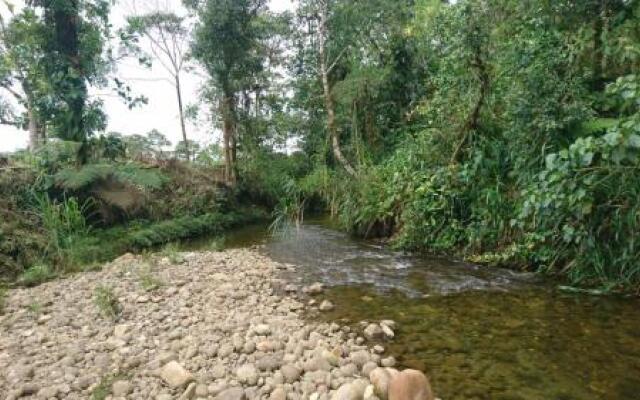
(27, 301), (42, 316)
(91, 373), (127, 400)
(0, 286), (6, 315)
(161, 243), (185, 264)
(93, 286), (121, 319)
(207, 236), (226, 252)
(19, 264), (55, 287)
(138, 265), (163, 292)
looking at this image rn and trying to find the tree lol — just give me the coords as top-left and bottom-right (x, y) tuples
(316, 0), (355, 176)
(146, 129), (171, 159)
(125, 10), (192, 160)
(0, 9), (47, 150)
(175, 139), (200, 161)
(191, 0), (268, 185)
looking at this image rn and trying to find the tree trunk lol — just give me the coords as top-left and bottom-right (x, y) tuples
(221, 94), (237, 186)
(451, 40), (490, 164)
(48, 0), (87, 164)
(27, 104), (43, 151)
(175, 74), (189, 161)
(318, 2), (356, 177)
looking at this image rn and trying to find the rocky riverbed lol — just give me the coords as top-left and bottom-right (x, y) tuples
(0, 249), (434, 400)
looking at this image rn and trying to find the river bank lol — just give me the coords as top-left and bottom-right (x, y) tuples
(0, 248), (430, 400)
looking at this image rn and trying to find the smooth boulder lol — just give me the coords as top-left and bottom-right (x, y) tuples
(388, 369), (434, 400)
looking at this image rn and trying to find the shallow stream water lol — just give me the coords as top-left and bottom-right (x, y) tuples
(181, 219), (640, 400)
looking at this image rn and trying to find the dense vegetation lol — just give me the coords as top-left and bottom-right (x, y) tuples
(1, 0), (639, 293)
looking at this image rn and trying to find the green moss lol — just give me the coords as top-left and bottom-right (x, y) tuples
(67, 207), (267, 267)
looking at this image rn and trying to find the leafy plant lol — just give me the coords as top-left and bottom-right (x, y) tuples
(93, 286), (121, 319)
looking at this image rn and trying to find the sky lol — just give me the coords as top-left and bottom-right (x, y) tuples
(0, 0), (295, 152)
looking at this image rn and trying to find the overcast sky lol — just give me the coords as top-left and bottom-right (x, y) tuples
(0, 0), (295, 152)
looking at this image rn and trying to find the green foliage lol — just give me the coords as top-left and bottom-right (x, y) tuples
(0, 166), (47, 279)
(292, 0), (640, 293)
(518, 75), (640, 288)
(33, 193), (91, 262)
(65, 208), (266, 266)
(55, 163), (166, 191)
(93, 285), (121, 319)
(19, 264), (55, 287)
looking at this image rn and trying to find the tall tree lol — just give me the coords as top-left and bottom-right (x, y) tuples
(125, 10), (192, 160)
(191, 0), (268, 185)
(0, 9), (47, 149)
(316, 0), (356, 176)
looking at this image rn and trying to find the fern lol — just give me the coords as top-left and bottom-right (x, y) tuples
(55, 163), (166, 190)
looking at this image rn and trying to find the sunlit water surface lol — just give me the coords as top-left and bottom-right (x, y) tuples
(181, 219), (640, 400)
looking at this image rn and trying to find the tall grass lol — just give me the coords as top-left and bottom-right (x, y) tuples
(33, 193), (92, 264)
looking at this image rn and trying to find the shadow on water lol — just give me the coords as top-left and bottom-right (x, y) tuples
(180, 218), (640, 400)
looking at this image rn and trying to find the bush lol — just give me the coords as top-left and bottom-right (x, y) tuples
(517, 77), (640, 289)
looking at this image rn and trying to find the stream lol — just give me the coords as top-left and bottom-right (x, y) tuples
(181, 218), (640, 400)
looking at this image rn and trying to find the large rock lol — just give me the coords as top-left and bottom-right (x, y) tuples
(388, 369), (434, 400)
(381, 324), (395, 339)
(303, 356), (332, 372)
(350, 350), (371, 367)
(270, 387), (287, 400)
(112, 380), (132, 396)
(364, 324), (384, 340)
(304, 282), (324, 295)
(215, 387), (246, 400)
(160, 361), (194, 388)
(236, 364), (259, 385)
(254, 324), (271, 336)
(280, 364), (301, 383)
(331, 379), (368, 400)
(319, 300), (334, 311)
(369, 368), (399, 400)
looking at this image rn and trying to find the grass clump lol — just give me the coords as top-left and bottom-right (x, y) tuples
(19, 264), (55, 287)
(160, 243), (184, 264)
(27, 301), (42, 316)
(90, 373), (127, 400)
(138, 264), (163, 292)
(93, 285), (121, 319)
(0, 286), (6, 315)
